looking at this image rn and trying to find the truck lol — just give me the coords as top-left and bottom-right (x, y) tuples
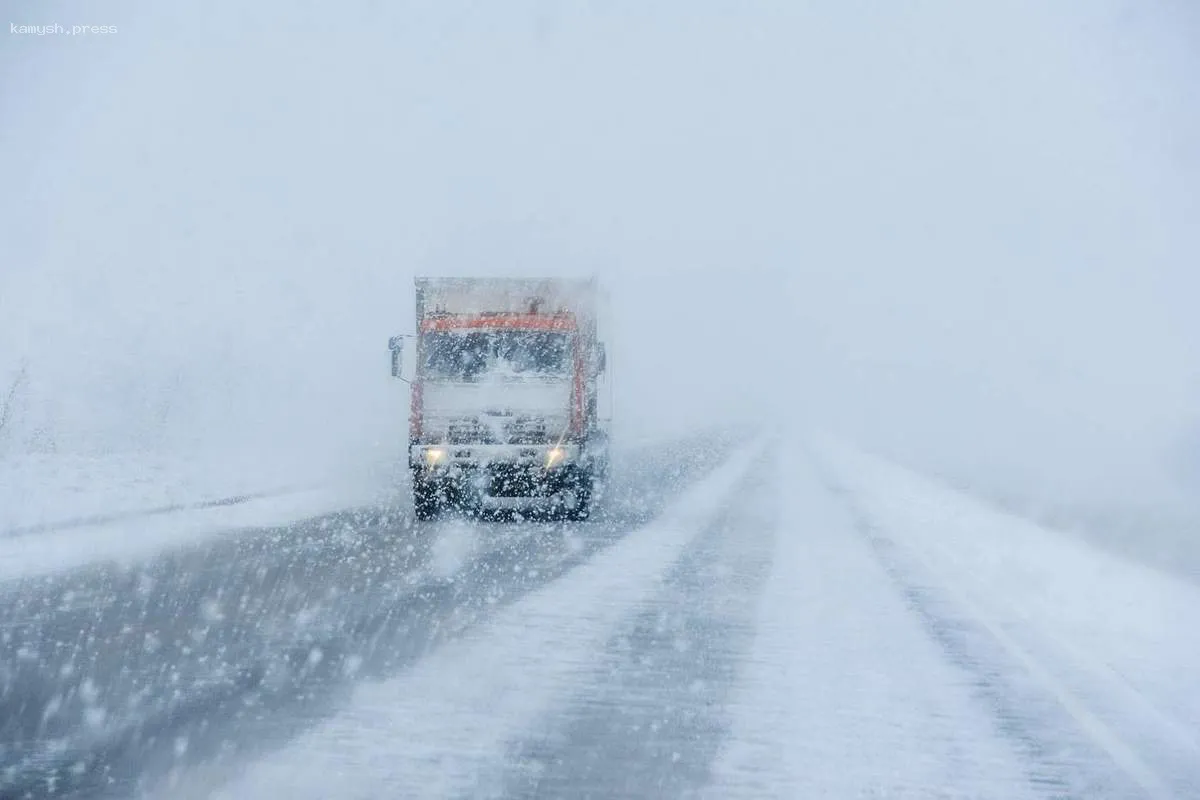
(389, 277), (612, 520)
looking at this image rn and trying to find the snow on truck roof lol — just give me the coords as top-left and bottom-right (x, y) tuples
(415, 277), (601, 320)
(420, 313), (578, 332)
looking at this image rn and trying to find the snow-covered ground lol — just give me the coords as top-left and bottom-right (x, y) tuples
(0, 486), (396, 584)
(9, 429), (1200, 798)
(815, 439), (1200, 798)
(836, 439), (1200, 587)
(706, 445), (1038, 799)
(959, 482), (1200, 586)
(131, 430), (1200, 799)
(0, 450), (398, 535)
(0, 449), (407, 582)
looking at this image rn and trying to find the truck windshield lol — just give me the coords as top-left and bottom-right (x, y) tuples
(421, 330), (572, 380)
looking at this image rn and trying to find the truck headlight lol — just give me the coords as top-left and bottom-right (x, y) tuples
(545, 447), (566, 469)
(425, 448), (447, 467)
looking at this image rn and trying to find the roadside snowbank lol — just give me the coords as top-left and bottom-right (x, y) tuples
(817, 431), (1200, 584)
(815, 439), (1200, 798)
(0, 485), (400, 584)
(0, 450), (384, 535)
(0, 447), (408, 582)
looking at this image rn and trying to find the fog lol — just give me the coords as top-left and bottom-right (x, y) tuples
(3, 0), (1199, 512)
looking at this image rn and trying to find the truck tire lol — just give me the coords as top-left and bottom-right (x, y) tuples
(565, 469), (594, 521)
(413, 477), (441, 521)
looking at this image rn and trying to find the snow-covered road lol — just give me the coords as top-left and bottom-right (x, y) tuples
(706, 446), (1038, 799)
(4, 429), (1199, 799)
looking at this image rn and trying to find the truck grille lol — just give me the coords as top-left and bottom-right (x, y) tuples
(444, 415), (551, 445)
(447, 420), (490, 444)
(506, 418), (549, 444)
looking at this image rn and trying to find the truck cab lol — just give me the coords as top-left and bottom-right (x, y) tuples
(390, 277), (611, 520)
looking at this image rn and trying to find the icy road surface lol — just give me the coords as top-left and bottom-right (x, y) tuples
(3, 429), (1199, 799)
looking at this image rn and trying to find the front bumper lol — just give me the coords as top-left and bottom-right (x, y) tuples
(409, 442), (581, 470)
(412, 449), (589, 504)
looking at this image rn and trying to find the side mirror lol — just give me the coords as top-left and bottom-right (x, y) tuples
(389, 336), (404, 378)
(596, 343), (607, 374)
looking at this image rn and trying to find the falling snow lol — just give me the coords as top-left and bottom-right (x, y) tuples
(4, 1), (1200, 799)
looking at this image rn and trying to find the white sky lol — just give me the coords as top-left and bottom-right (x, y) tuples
(2, 0), (1198, 504)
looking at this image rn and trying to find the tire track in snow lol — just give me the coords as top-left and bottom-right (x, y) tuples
(191, 438), (768, 800)
(853, 526), (1109, 799)
(815, 449), (1191, 799)
(492, 454), (777, 799)
(705, 447), (1041, 800)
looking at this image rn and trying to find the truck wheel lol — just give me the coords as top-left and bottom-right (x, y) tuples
(566, 469), (594, 521)
(413, 478), (441, 521)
